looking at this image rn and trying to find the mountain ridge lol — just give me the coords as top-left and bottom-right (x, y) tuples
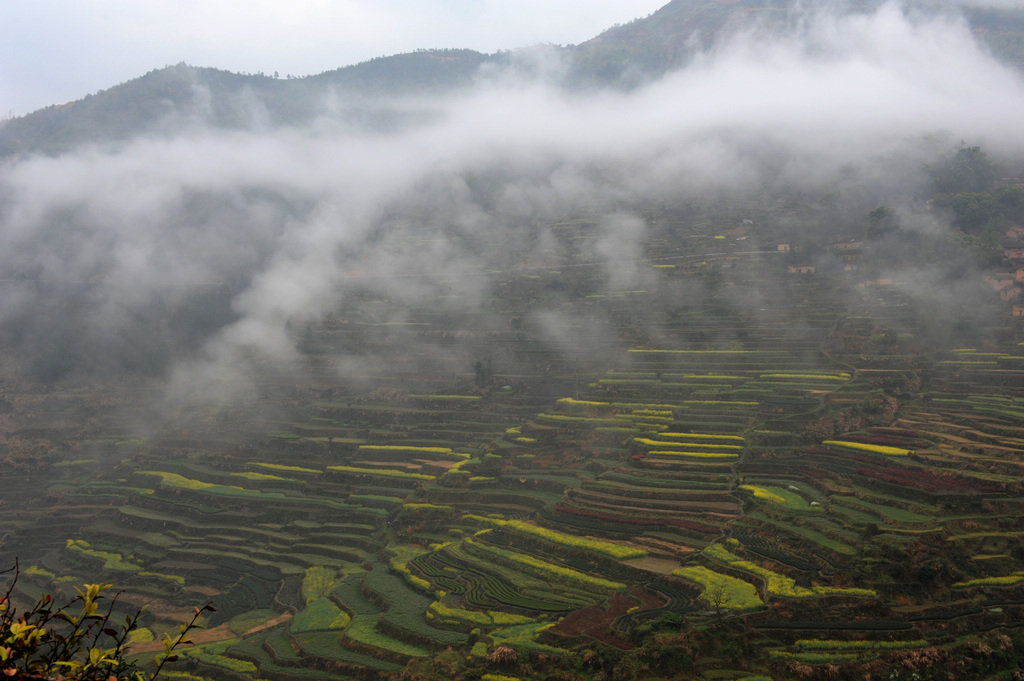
(3, 0), (1024, 157)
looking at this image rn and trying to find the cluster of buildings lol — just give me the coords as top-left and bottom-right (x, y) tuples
(984, 226), (1024, 316)
(780, 239), (889, 287)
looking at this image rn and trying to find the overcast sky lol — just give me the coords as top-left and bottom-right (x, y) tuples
(0, 0), (668, 118)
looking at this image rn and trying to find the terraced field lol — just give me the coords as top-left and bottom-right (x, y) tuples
(4, 200), (1024, 681)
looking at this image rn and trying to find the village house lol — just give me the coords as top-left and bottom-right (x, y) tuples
(839, 252), (861, 267)
(832, 239), (863, 251)
(1007, 225), (1024, 240)
(777, 243), (791, 252)
(1004, 247), (1024, 259)
(1014, 304), (1024, 317)
(985, 271), (1017, 290)
(1000, 286), (1022, 302)
(787, 264), (815, 274)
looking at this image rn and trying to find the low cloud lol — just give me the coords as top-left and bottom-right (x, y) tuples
(0, 1), (1020, 408)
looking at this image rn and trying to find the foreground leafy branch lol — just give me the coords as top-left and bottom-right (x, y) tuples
(1, 561), (214, 680)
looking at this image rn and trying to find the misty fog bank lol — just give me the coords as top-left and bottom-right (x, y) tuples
(1, 2), (1022, 410)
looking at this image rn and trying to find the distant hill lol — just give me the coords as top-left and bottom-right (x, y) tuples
(962, 4), (1024, 71)
(0, 50), (492, 157)
(568, 0), (801, 86)
(570, 0), (1024, 86)
(3, 0), (1024, 157)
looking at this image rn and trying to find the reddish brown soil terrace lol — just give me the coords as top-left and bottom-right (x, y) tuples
(550, 590), (666, 649)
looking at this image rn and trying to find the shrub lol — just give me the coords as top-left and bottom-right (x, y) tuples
(485, 645), (519, 665)
(1, 563), (211, 680)
(301, 566), (337, 604)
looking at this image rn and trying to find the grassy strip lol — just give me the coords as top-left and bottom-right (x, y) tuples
(345, 617), (430, 657)
(291, 632), (404, 671)
(953, 573), (1024, 587)
(389, 556), (432, 591)
(832, 496), (933, 524)
(185, 639), (257, 675)
(292, 597), (351, 632)
(230, 471), (293, 481)
(672, 566), (764, 612)
(628, 349), (784, 355)
(759, 373), (849, 381)
(635, 438), (742, 450)
(795, 639), (929, 651)
(609, 401), (680, 410)
(738, 485), (817, 511)
(658, 432), (746, 442)
(706, 544), (874, 599)
(428, 602), (534, 627)
(769, 651), (868, 663)
(327, 465), (435, 480)
(648, 450), (739, 459)
(557, 398), (610, 407)
(403, 503), (454, 512)
(65, 539), (184, 584)
(364, 563), (468, 646)
(599, 379), (659, 385)
(140, 470), (362, 511)
(465, 539), (626, 591)
(408, 394), (481, 400)
(463, 516), (646, 559)
(333, 572), (432, 658)
(359, 445), (470, 459)
(822, 440), (911, 456)
(229, 609), (279, 635)
(537, 414), (627, 425)
(436, 544), (594, 611)
(489, 622), (568, 654)
(747, 512), (856, 556)
(351, 494), (404, 504)
(250, 462), (321, 474)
